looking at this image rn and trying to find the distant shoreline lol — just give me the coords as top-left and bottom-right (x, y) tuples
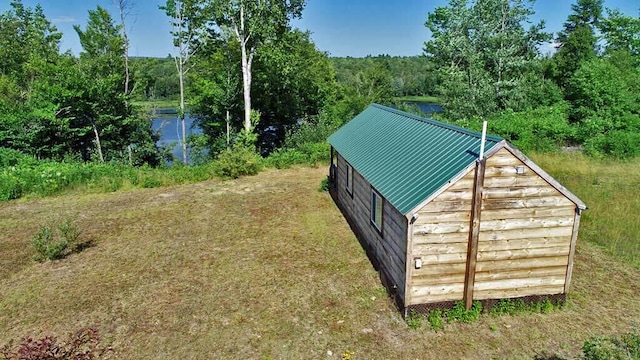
(394, 95), (440, 104)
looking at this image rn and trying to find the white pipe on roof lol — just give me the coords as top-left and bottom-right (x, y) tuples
(479, 121), (487, 160)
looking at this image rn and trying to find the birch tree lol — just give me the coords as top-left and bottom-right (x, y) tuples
(206, 0), (305, 136)
(160, 0), (207, 164)
(112, 0), (134, 99)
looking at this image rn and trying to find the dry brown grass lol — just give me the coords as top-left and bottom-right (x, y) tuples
(1, 166), (639, 359)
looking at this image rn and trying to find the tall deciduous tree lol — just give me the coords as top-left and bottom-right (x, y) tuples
(74, 6), (126, 162)
(205, 0), (305, 137)
(160, 0), (209, 164)
(112, 0), (134, 100)
(253, 30), (336, 128)
(425, 0), (549, 120)
(599, 9), (640, 61)
(191, 33), (242, 153)
(0, 1), (69, 159)
(0, 1), (61, 89)
(73, 6), (157, 164)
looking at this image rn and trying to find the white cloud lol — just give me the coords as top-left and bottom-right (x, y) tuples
(538, 41), (560, 56)
(51, 16), (77, 23)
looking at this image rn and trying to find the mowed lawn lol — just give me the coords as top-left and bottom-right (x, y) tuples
(1, 165), (639, 359)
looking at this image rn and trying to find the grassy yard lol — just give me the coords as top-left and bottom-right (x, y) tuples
(1, 156), (639, 359)
(531, 152), (640, 269)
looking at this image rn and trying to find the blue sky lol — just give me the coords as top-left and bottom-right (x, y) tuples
(2, 0), (638, 58)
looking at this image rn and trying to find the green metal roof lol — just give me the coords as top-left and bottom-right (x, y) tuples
(327, 104), (503, 215)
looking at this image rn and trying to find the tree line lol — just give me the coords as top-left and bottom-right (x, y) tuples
(0, 0), (639, 171)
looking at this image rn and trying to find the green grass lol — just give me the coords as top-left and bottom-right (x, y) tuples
(0, 154), (639, 358)
(531, 152), (640, 269)
(0, 161), (223, 201)
(394, 95), (441, 103)
(0, 145), (330, 202)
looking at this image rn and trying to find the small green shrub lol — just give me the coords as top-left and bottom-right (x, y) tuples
(0, 148), (38, 167)
(460, 105), (574, 153)
(297, 142), (329, 164)
(284, 113), (341, 149)
(0, 172), (23, 201)
(540, 299), (555, 314)
(428, 308), (444, 331)
(583, 331), (640, 360)
(445, 301), (482, 323)
(215, 146), (262, 179)
(490, 298), (561, 316)
(266, 142), (329, 169)
(406, 310), (423, 330)
(140, 175), (162, 189)
(584, 131), (640, 159)
(31, 218), (81, 262)
(318, 177), (330, 192)
(267, 148), (308, 169)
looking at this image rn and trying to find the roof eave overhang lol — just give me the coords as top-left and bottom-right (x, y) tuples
(500, 142), (587, 210)
(404, 140), (587, 219)
(404, 140), (507, 219)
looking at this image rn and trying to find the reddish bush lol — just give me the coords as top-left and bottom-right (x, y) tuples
(0, 328), (111, 360)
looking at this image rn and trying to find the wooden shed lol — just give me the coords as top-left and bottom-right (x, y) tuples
(327, 104), (587, 315)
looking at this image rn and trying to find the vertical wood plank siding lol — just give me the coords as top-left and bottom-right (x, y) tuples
(335, 154), (408, 302)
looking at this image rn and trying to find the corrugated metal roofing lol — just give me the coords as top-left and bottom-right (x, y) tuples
(327, 104), (503, 215)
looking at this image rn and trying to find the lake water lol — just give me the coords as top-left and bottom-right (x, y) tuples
(415, 103), (443, 114)
(151, 101), (442, 161)
(151, 114), (200, 162)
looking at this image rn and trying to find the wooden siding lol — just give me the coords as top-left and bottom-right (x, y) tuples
(334, 153), (408, 302)
(408, 147), (578, 306)
(408, 168), (475, 305)
(473, 148), (575, 300)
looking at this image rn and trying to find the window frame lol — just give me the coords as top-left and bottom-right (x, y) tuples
(370, 188), (383, 234)
(346, 163), (353, 197)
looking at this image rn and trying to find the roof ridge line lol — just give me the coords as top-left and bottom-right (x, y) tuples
(370, 103), (503, 142)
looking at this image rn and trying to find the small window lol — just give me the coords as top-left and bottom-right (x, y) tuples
(371, 189), (383, 232)
(346, 163), (353, 196)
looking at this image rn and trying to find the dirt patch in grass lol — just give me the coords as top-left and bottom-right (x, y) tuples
(1, 166), (639, 359)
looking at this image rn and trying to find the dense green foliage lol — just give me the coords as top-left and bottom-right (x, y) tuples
(425, 0), (552, 120)
(0, 1), (159, 165)
(1, 0), (639, 203)
(0, 148), (219, 201)
(409, 298), (562, 331)
(424, 0), (640, 158)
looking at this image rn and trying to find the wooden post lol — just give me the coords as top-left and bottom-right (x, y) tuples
(463, 158), (486, 310)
